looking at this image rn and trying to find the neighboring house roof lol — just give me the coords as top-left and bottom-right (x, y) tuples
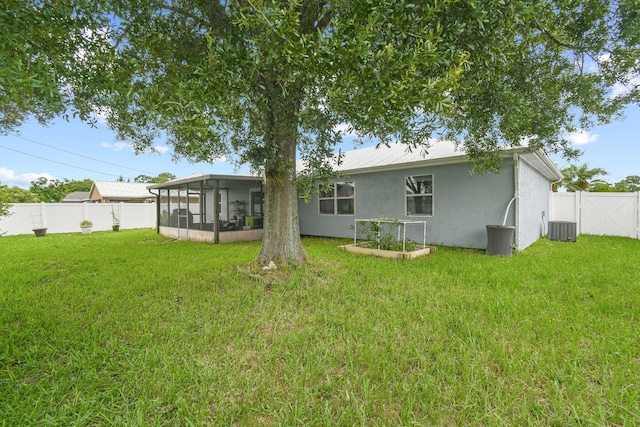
(61, 191), (90, 203)
(318, 139), (563, 181)
(89, 181), (155, 201)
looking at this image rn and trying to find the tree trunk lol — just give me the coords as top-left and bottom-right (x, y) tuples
(257, 130), (308, 265)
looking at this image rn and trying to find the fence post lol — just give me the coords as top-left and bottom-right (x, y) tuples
(636, 192), (640, 239)
(575, 191), (582, 236)
(40, 202), (47, 229)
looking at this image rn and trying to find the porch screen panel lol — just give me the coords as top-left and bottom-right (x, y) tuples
(187, 185), (202, 229)
(168, 189), (180, 227)
(159, 189), (169, 226)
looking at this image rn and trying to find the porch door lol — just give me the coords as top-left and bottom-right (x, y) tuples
(251, 191), (263, 215)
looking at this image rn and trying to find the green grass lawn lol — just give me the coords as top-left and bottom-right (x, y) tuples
(1, 230), (638, 426)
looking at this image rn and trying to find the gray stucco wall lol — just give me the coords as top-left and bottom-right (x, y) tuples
(516, 156), (552, 249)
(298, 159), (518, 249)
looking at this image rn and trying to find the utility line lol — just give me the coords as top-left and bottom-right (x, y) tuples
(11, 134), (155, 175)
(0, 144), (126, 179)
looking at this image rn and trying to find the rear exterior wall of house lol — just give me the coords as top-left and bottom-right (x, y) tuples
(298, 159), (519, 250)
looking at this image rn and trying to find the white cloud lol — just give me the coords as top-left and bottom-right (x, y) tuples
(212, 155), (228, 163)
(0, 167), (54, 187)
(333, 123), (358, 137)
(101, 141), (131, 151)
(567, 129), (599, 145)
(611, 75), (640, 98)
(92, 106), (111, 124)
(153, 145), (169, 154)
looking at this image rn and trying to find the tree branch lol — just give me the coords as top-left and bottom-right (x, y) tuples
(160, 4), (207, 26)
(535, 24), (613, 75)
(536, 25), (577, 50)
(299, 0), (331, 35)
(183, 0), (230, 34)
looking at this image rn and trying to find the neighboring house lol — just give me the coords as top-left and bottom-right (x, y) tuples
(89, 181), (156, 203)
(61, 191), (90, 203)
(297, 140), (563, 251)
(147, 173), (265, 243)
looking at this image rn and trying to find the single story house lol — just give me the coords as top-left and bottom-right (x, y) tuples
(61, 191), (90, 203)
(297, 140), (563, 250)
(147, 173), (265, 243)
(89, 181), (156, 203)
(149, 140), (562, 251)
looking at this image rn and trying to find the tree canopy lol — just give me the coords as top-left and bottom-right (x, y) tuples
(29, 177), (93, 202)
(134, 172), (177, 184)
(557, 164), (640, 192)
(619, 174), (640, 191)
(0, 181), (39, 220)
(2, 0), (639, 262)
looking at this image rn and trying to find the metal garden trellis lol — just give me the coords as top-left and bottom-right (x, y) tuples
(354, 218), (427, 252)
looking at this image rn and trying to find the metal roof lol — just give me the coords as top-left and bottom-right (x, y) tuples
(91, 181), (155, 199)
(332, 140), (467, 173)
(145, 140), (562, 189)
(147, 173), (262, 189)
(323, 139), (563, 181)
(61, 191), (90, 202)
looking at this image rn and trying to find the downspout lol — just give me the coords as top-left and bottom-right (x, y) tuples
(510, 153), (520, 249)
(148, 188), (160, 234)
(502, 197), (516, 226)
(185, 186), (189, 240)
(213, 179), (220, 244)
(199, 181), (204, 229)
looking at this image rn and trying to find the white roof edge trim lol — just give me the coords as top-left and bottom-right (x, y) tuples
(518, 149), (563, 181)
(534, 149), (564, 181)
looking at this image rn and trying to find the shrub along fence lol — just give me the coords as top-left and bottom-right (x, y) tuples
(549, 191), (639, 239)
(1, 202), (156, 236)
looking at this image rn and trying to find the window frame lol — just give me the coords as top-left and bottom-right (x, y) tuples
(318, 181), (355, 216)
(405, 174), (434, 217)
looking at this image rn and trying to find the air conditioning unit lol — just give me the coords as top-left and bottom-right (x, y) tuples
(548, 221), (577, 242)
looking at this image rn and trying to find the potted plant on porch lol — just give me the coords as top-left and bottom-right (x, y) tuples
(80, 219), (93, 234)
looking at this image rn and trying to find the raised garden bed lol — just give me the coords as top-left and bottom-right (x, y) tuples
(338, 243), (432, 259)
(340, 218), (434, 259)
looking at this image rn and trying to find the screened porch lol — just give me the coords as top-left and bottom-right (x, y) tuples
(148, 173), (264, 243)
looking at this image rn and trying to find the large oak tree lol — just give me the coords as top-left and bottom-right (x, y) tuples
(2, 0), (638, 263)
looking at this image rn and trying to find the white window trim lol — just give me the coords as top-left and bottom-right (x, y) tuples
(405, 174), (434, 217)
(319, 181), (355, 216)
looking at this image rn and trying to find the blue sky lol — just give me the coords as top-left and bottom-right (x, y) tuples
(1, 105), (638, 189)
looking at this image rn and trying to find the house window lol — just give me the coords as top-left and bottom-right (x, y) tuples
(406, 175), (433, 216)
(319, 182), (355, 215)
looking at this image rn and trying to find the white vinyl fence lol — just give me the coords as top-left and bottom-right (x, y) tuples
(0, 202), (156, 236)
(549, 191), (640, 239)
